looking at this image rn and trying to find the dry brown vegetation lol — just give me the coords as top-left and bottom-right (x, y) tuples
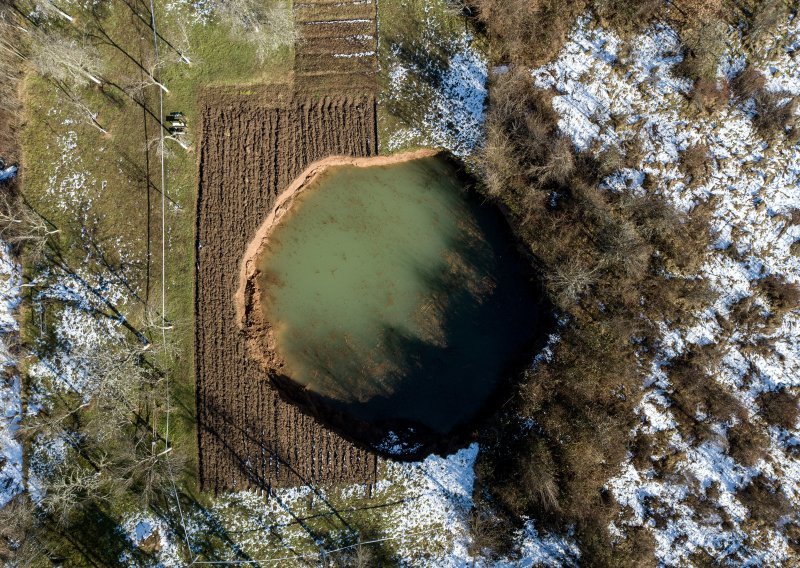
(757, 274), (800, 317)
(466, 63), (714, 562)
(757, 388), (799, 431)
(738, 474), (793, 526)
(452, 2), (790, 562)
(680, 142), (710, 186)
(731, 65), (767, 103)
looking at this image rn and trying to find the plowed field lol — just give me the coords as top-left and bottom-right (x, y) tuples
(196, 0), (381, 492)
(195, 87), (379, 492)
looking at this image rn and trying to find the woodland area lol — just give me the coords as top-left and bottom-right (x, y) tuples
(467, 0), (800, 564)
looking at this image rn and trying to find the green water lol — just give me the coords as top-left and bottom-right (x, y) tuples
(259, 156), (544, 434)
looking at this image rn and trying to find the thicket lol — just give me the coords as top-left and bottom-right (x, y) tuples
(466, 62), (714, 563)
(464, 2), (734, 564)
(465, 0), (800, 558)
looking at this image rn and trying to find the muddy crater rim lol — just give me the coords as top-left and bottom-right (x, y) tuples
(236, 150), (554, 457)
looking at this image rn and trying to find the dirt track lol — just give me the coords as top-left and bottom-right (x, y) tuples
(195, 88), (380, 492)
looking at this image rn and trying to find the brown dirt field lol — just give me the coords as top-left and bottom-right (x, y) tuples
(298, 36), (374, 56)
(296, 53), (377, 75)
(295, 3), (376, 23)
(196, 0), (382, 494)
(298, 20), (374, 40)
(195, 87), (380, 492)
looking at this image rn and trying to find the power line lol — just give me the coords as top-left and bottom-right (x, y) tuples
(147, 0), (192, 557)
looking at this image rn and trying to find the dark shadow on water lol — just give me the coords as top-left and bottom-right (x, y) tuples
(267, 156), (554, 459)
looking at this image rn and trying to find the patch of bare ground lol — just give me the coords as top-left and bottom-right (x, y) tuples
(196, 0), (382, 493)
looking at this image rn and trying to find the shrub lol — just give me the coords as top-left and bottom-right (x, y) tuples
(738, 474), (792, 525)
(752, 91), (797, 140)
(689, 78), (730, 113)
(471, 9), (718, 562)
(727, 420), (769, 467)
(680, 142), (711, 186)
(757, 274), (800, 317)
(731, 65), (767, 103)
(471, 0), (590, 66)
(757, 388), (799, 430)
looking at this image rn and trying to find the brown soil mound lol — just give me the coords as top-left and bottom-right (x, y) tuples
(195, 87), (380, 493)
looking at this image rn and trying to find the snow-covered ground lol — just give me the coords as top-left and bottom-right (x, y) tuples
(381, 1), (487, 159)
(0, 246), (22, 509)
(533, 12), (800, 566)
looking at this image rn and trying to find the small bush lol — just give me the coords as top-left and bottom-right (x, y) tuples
(731, 66), (767, 103)
(757, 388), (799, 430)
(757, 274), (800, 317)
(727, 420), (769, 467)
(738, 474), (792, 525)
(472, 0), (590, 66)
(689, 78), (730, 113)
(667, 346), (747, 444)
(680, 142), (710, 186)
(725, 295), (772, 335)
(752, 91), (797, 140)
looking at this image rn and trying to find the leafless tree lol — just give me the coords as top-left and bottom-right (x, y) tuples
(30, 31), (103, 87)
(547, 260), (598, 306)
(327, 539), (376, 568)
(215, 0), (295, 62)
(81, 339), (158, 443)
(38, 461), (106, 527)
(0, 194), (59, 259)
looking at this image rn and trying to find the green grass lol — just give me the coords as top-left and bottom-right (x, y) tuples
(17, 2), (293, 559)
(16, 0), (474, 562)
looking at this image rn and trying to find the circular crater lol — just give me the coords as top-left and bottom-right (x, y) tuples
(236, 151), (552, 457)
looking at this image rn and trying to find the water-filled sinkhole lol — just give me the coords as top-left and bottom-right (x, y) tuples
(246, 154), (550, 449)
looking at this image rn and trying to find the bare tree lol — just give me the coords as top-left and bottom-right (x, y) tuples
(30, 31), (103, 87)
(547, 260), (598, 307)
(81, 339), (157, 443)
(326, 536), (377, 568)
(216, 0), (295, 62)
(38, 461), (105, 528)
(0, 194), (59, 259)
